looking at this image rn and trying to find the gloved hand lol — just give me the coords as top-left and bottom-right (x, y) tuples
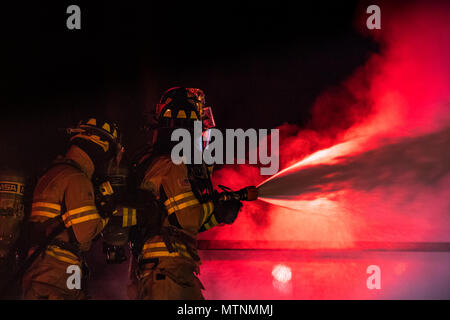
(213, 198), (243, 224)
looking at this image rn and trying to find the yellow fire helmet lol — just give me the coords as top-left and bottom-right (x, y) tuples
(66, 118), (122, 155)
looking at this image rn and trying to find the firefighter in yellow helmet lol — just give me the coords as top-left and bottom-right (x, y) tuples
(21, 118), (123, 300)
(131, 87), (243, 300)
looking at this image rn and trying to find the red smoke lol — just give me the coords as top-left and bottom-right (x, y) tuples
(200, 2), (450, 247)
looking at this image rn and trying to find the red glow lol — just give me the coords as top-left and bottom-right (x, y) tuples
(201, 2), (450, 246)
(197, 3), (450, 299)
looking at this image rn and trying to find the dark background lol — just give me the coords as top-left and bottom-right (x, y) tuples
(1, 1), (379, 176)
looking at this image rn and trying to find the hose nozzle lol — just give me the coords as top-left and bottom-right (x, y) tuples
(217, 185), (258, 202)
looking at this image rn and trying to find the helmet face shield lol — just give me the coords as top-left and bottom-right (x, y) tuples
(202, 107), (215, 129)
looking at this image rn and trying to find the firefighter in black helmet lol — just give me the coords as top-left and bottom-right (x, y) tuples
(131, 87), (242, 299)
(22, 118), (123, 299)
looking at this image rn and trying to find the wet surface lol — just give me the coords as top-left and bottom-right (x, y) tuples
(198, 250), (450, 299)
(86, 241), (450, 299)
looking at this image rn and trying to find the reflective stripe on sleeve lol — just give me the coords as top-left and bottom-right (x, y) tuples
(203, 214), (220, 230)
(62, 205), (100, 227)
(164, 191), (200, 215)
(163, 191), (195, 207)
(46, 245), (80, 265)
(31, 202), (61, 218)
(200, 201), (214, 225)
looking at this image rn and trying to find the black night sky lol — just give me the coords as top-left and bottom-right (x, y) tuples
(1, 1), (379, 176)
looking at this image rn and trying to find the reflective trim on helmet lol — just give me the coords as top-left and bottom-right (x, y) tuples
(70, 134), (110, 152)
(190, 111), (198, 120)
(102, 122), (111, 132)
(176, 110), (187, 119)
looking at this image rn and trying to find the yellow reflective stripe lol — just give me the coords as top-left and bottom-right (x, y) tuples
(31, 202), (61, 218)
(204, 214), (219, 230)
(143, 242), (166, 250)
(143, 243), (187, 251)
(102, 217), (109, 228)
(163, 191), (195, 207)
(65, 213), (101, 227)
(31, 211), (59, 218)
(201, 201), (214, 225)
(210, 214), (219, 226)
(122, 207), (137, 227)
(32, 202), (61, 210)
(166, 199), (200, 214)
(62, 206), (98, 224)
(142, 242), (191, 259)
(173, 243), (187, 251)
(46, 251), (79, 265)
(46, 246), (79, 265)
(65, 205), (97, 216)
(143, 251), (181, 258)
(71, 134), (110, 152)
(48, 245), (77, 258)
(131, 208), (137, 226)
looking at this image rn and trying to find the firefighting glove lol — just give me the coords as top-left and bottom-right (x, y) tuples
(213, 198), (243, 224)
(95, 181), (117, 218)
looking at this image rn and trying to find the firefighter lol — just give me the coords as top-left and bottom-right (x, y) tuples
(21, 118), (123, 300)
(0, 168), (27, 299)
(131, 87), (243, 300)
